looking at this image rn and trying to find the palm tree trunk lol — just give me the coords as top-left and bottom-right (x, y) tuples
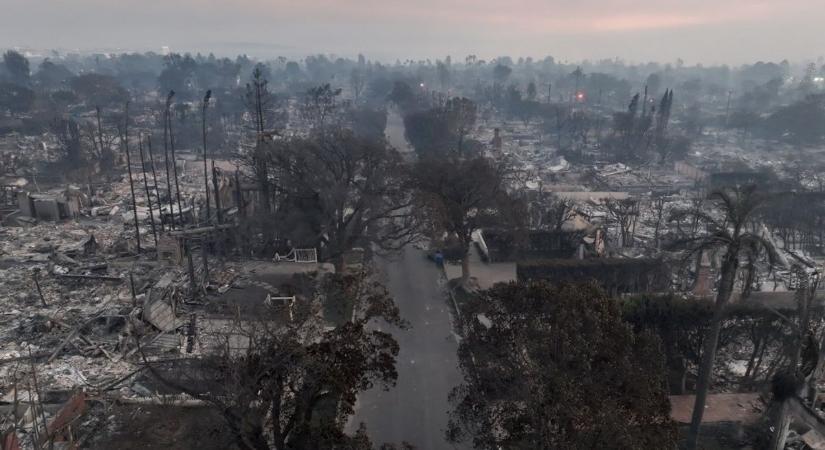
(686, 251), (738, 449)
(686, 307), (724, 449)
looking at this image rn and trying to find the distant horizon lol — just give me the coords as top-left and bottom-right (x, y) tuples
(3, 0), (824, 66)
(2, 44), (820, 69)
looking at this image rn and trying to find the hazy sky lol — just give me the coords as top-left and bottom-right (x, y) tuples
(3, 0), (822, 64)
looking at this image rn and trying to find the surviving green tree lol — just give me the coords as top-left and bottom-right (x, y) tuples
(447, 281), (677, 449)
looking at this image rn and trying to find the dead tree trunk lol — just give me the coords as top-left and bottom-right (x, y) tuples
(122, 101), (141, 253)
(138, 135), (158, 247)
(146, 135), (163, 232)
(169, 105), (185, 227)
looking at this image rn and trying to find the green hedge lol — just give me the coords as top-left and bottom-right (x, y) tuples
(517, 258), (670, 295)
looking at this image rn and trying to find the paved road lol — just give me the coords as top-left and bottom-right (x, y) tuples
(385, 108), (409, 151)
(350, 247), (467, 449)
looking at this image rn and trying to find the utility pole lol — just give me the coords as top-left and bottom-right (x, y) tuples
(168, 98), (185, 228)
(123, 101), (141, 253)
(642, 84), (649, 117)
(201, 90), (212, 224)
(145, 135), (163, 232)
(596, 89), (604, 145)
(138, 134), (158, 247)
(163, 91), (175, 230)
(724, 90), (733, 127)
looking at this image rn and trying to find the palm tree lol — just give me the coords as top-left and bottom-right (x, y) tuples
(671, 185), (778, 449)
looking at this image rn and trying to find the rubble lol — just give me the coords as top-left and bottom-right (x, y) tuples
(0, 160), (337, 447)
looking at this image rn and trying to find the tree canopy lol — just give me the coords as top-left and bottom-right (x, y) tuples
(69, 73), (129, 107)
(448, 281), (677, 449)
(0, 82), (35, 115)
(402, 97), (477, 157)
(143, 272), (407, 450)
(2, 50), (30, 86)
(266, 128), (418, 266)
(413, 155), (520, 283)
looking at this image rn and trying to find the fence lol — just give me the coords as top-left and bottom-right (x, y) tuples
(273, 248), (318, 263)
